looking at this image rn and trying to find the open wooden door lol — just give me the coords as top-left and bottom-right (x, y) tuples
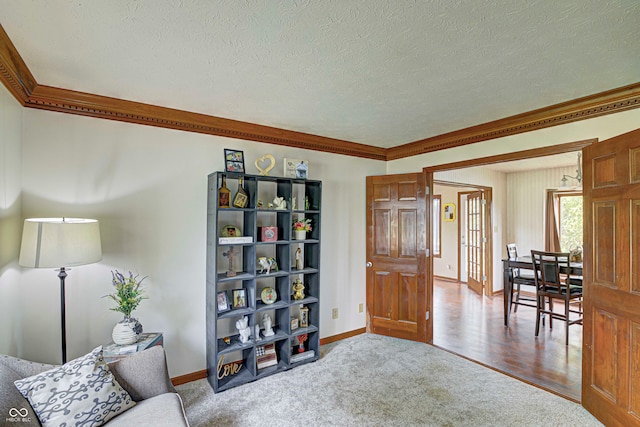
(366, 173), (430, 343)
(466, 191), (484, 295)
(582, 128), (640, 426)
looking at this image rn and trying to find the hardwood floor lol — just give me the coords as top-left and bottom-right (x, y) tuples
(432, 278), (582, 402)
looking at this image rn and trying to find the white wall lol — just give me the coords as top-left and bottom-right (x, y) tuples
(15, 107), (386, 377)
(506, 165), (577, 257)
(0, 85), (23, 355)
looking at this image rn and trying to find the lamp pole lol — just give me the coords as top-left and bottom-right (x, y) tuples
(58, 267), (68, 364)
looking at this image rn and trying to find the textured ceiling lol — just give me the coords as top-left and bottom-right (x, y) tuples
(0, 0), (638, 148)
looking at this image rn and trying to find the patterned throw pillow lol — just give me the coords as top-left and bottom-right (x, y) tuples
(14, 346), (135, 427)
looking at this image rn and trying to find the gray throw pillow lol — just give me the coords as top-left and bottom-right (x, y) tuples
(14, 346), (135, 427)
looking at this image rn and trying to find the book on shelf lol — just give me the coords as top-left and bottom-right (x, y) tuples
(290, 350), (315, 363)
(218, 236), (253, 244)
(256, 343), (278, 369)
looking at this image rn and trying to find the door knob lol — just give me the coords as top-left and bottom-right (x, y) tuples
(366, 262), (372, 268)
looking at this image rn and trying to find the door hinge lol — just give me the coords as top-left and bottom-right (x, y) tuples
(482, 275), (487, 281)
(481, 199), (487, 205)
(425, 186), (430, 195)
(482, 237), (487, 243)
(425, 249), (430, 257)
(426, 311), (430, 320)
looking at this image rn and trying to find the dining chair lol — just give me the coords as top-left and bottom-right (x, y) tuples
(506, 243), (536, 312)
(531, 250), (583, 345)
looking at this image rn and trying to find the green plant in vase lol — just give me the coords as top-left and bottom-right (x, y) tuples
(105, 270), (147, 344)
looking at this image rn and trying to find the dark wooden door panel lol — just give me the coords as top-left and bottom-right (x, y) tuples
(583, 127), (640, 426)
(366, 173), (428, 343)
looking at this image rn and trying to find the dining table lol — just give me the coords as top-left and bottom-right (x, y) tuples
(502, 255), (583, 327)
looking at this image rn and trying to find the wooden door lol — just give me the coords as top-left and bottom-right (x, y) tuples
(366, 173), (429, 343)
(466, 191), (484, 295)
(582, 128), (640, 426)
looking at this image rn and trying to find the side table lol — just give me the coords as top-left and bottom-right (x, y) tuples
(103, 332), (163, 363)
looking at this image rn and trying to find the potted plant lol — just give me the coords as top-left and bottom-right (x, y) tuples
(104, 270), (147, 345)
(292, 218), (312, 240)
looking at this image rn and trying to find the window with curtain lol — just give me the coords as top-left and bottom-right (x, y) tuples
(545, 190), (582, 252)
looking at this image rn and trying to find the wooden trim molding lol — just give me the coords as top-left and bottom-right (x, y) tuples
(427, 138), (596, 172)
(171, 369), (207, 386)
(319, 327), (367, 345)
(388, 85), (640, 160)
(26, 85), (387, 160)
(0, 23), (638, 161)
(0, 24), (36, 104)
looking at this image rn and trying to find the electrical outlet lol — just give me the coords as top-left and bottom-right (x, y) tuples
(358, 303), (364, 313)
(332, 308), (339, 319)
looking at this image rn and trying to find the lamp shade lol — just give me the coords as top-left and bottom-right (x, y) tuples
(19, 218), (102, 268)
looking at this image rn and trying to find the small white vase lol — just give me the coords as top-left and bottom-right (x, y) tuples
(294, 230), (306, 240)
(112, 316), (140, 345)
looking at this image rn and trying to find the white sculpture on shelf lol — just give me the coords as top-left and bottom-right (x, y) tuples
(272, 196), (287, 210)
(236, 316), (251, 344)
(255, 324), (261, 341)
(262, 313), (275, 337)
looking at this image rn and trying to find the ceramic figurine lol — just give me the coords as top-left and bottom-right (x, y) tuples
(273, 196), (287, 210)
(295, 247), (303, 270)
(263, 313), (275, 337)
(258, 256), (278, 274)
(254, 324), (261, 341)
(292, 278), (305, 300)
(236, 316), (251, 344)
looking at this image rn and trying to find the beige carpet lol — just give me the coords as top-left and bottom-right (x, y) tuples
(176, 333), (602, 426)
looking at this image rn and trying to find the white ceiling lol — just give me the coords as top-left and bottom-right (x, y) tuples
(0, 1), (638, 148)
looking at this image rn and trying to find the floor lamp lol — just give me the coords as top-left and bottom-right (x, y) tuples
(19, 218), (102, 364)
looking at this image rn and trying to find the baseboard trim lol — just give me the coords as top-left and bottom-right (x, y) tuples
(319, 327), (366, 345)
(171, 369), (207, 386)
(434, 275), (459, 283)
(170, 328), (366, 386)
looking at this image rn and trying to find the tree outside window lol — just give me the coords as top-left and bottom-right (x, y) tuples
(558, 193), (583, 252)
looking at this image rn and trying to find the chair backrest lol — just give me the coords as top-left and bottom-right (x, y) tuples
(531, 250), (571, 292)
(506, 243), (518, 260)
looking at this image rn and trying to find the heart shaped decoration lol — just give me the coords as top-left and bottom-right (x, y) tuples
(255, 154), (276, 176)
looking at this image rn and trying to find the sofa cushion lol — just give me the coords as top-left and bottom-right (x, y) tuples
(105, 393), (189, 427)
(107, 345), (176, 401)
(0, 362), (40, 426)
(14, 346), (136, 427)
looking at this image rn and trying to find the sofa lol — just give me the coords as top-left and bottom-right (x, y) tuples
(1, 346), (189, 426)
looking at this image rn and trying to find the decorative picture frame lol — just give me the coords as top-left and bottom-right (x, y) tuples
(443, 203), (456, 222)
(224, 149), (245, 173)
(232, 288), (247, 309)
(299, 306), (309, 328)
(283, 158), (309, 179)
(217, 290), (230, 313)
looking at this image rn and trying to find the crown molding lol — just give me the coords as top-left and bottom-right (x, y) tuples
(0, 24), (36, 104)
(0, 23), (638, 162)
(26, 85), (387, 160)
(387, 83), (640, 160)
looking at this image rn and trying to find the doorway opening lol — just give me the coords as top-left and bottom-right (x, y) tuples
(426, 138), (595, 402)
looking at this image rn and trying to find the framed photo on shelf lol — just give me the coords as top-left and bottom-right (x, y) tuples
(232, 288), (247, 309)
(299, 306), (309, 328)
(224, 149), (245, 173)
(217, 290), (230, 313)
(283, 158), (309, 179)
